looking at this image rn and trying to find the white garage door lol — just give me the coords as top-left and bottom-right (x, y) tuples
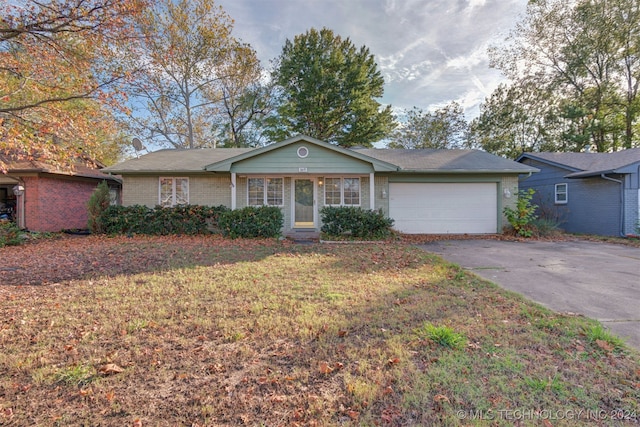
(389, 183), (497, 234)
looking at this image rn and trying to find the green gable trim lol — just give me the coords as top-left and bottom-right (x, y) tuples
(205, 135), (398, 173)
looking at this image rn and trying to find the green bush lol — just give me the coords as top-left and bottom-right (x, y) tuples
(503, 188), (538, 238)
(320, 206), (394, 239)
(87, 181), (111, 234)
(218, 206), (283, 239)
(100, 204), (229, 235)
(0, 222), (23, 247)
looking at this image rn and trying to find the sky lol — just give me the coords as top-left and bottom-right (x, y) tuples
(216, 0), (528, 120)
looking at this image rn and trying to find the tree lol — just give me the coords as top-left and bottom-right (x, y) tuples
(210, 43), (273, 147)
(389, 102), (468, 149)
(0, 0), (145, 169)
(124, 0), (264, 149)
(489, 0), (640, 152)
(268, 27), (395, 147)
(468, 83), (561, 158)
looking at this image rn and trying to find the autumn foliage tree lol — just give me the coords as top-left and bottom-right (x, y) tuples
(0, 0), (146, 170)
(124, 0), (265, 149)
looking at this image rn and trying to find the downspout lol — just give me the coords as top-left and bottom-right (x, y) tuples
(600, 173), (625, 237)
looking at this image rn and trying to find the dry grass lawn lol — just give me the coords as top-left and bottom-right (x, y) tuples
(1, 235), (639, 426)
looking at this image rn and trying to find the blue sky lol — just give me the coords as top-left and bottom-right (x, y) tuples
(217, 0), (528, 120)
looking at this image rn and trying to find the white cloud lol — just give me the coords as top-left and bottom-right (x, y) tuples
(217, 0), (527, 118)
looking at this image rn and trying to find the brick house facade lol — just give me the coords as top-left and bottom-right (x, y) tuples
(0, 158), (120, 232)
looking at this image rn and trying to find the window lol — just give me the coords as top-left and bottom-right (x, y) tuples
(248, 177), (283, 206)
(159, 177), (188, 207)
(324, 177), (360, 206)
(555, 183), (568, 204)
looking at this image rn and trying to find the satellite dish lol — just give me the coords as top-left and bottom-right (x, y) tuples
(132, 137), (144, 151)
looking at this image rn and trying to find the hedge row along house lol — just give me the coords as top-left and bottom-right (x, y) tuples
(103, 135), (537, 236)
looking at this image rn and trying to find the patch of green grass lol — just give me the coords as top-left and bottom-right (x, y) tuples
(417, 323), (467, 349)
(585, 323), (627, 353)
(54, 363), (95, 386)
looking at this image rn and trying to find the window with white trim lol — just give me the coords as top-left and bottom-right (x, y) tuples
(555, 183), (568, 204)
(159, 177), (189, 207)
(324, 177), (360, 206)
(248, 177), (283, 206)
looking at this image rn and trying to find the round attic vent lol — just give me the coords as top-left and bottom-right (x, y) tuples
(297, 146), (309, 158)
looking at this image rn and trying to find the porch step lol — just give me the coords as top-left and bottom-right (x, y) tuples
(285, 229), (320, 242)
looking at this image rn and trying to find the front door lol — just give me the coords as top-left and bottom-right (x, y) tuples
(294, 179), (314, 228)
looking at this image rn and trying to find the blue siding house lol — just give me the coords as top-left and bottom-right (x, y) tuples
(516, 150), (640, 237)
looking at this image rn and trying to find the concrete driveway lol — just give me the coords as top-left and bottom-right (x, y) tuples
(420, 239), (640, 350)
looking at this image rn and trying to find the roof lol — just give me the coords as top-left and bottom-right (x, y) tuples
(103, 148), (252, 174)
(1, 155), (120, 181)
(517, 149), (640, 178)
(357, 148), (537, 173)
(105, 135), (538, 175)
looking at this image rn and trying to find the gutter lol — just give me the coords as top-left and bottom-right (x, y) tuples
(600, 173), (625, 237)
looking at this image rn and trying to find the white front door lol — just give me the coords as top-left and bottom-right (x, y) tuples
(293, 179), (315, 228)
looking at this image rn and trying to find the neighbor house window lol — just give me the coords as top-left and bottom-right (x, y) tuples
(555, 183), (568, 204)
(248, 177), (283, 206)
(159, 177), (189, 207)
(324, 177), (360, 206)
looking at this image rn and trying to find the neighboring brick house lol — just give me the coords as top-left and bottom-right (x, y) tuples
(516, 149), (640, 237)
(0, 157), (121, 232)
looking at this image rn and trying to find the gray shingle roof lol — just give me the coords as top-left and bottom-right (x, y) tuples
(357, 148), (537, 173)
(518, 149), (640, 177)
(103, 148), (252, 173)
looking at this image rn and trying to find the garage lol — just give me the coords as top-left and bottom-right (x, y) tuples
(389, 182), (498, 234)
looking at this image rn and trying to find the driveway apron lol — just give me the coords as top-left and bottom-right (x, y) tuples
(420, 239), (640, 350)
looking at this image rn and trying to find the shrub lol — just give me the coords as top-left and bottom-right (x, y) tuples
(503, 188), (538, 238)
(320, 206), (394, 239)
(87, 181), (111, 234)
(0, 222), (23, 247)
(100, 204), (229, 235)
(218, 206), (283, 239)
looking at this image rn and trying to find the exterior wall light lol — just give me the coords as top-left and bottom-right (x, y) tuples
(503, 188), (511, 198)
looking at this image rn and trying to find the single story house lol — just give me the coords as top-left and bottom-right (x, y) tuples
(516, 149), (640, 237)
(103, 135), (537, 235)
(0, 156), (121, 232)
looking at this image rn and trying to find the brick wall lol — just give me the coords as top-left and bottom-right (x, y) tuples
(122, 175), (232, 208)
(22, 176), (100, 232)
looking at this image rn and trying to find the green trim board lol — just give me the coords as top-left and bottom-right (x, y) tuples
(205, 135), (398, 173)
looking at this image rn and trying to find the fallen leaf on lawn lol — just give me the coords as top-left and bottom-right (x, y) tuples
(596, 339), (614, 352)
(105, 390), (115, 402)
(346, 410), (359, 420)
(434, 394), (450, 403)
(387, 357), (400, 366)
(318, 361), (333, 374)
(334, 362), (344, 370)
(542, 419), (553, 427)
(132, 419), (142, 427)
(98, 363), (124, 376)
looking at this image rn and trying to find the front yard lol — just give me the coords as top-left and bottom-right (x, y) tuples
(1, 235), (639, 426)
